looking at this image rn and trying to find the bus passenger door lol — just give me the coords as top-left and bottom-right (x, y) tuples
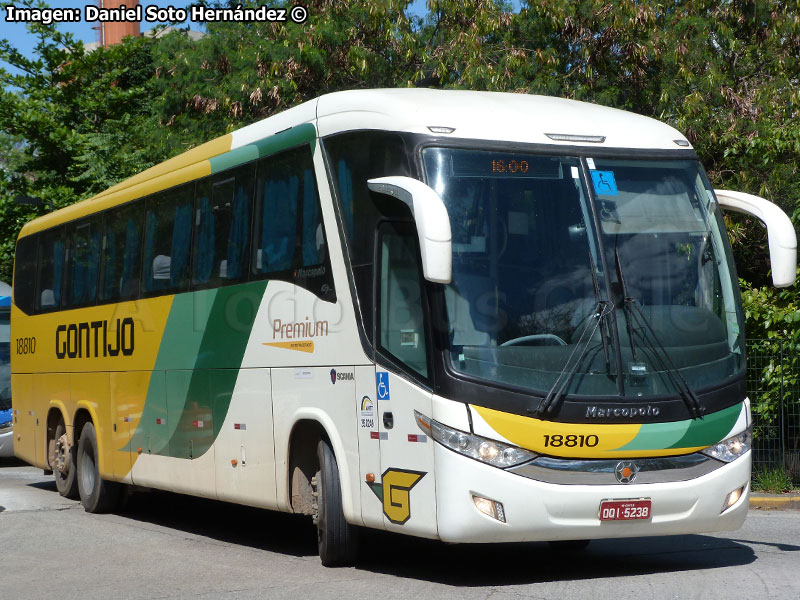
(373, 222), (437, 539)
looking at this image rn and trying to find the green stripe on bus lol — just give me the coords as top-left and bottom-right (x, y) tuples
(209, 122), (317, 173)
(666, 402), (741, 449)
(126, 290), (216, 455)
(125, 280), (268, 458)
(613, 418), (692, 451)
(165, 280), (268, 458)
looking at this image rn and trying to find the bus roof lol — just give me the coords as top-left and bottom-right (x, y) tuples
(19, 89), (692, 238)
(315, 89), (690, 151)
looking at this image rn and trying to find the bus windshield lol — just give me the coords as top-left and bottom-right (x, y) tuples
(422, 148), (744, 400)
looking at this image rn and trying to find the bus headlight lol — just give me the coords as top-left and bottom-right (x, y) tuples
(415, 410), (536, 468)
(701, 428), (751, 463)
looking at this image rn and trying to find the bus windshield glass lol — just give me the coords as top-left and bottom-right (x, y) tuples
(422, 148), (744, 399)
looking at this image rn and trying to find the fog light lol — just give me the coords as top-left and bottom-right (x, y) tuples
(721, 484), (746, 513)
(472, 495), (506, 523)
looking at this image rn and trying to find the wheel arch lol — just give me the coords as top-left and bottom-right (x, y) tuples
(45, 403), (69, 469)
(285, 410), (361, 525)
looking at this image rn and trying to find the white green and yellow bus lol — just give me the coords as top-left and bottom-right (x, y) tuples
(11, 89), (797, 565)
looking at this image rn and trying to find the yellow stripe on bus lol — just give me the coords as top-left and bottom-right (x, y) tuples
(19, 134), (233, 238)
(94, 134), (233, 200)
(472, 405), (641, 458)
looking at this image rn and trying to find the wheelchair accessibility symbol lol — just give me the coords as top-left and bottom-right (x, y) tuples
(590, 170), (619, 196)
(376, 372), (390, 400)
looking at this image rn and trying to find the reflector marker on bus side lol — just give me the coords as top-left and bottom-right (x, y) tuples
(370, 432), (388, 440)
(234, 423), (246, 430)
(193, 420), (204, 428)
(408, 434), (427, 443)
(123, 417), (131, 423)
(155, 418), (165, 425)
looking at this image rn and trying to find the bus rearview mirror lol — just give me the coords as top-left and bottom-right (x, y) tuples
(367, 176), (452, 284)
(715, 189), (797, 288)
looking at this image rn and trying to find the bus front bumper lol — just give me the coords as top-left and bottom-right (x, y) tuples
(434, 444), (750, 543)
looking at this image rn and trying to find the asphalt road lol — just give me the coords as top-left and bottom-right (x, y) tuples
(1, 458), (799, 600)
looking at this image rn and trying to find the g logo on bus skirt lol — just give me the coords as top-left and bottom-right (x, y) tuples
(367, 468), (425, 524)
(615, 461), (638, 484)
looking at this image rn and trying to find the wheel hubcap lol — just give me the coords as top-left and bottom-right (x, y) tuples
(54, 434), (70, 476)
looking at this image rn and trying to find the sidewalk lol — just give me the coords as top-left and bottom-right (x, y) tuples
(749, 492), (800, 511)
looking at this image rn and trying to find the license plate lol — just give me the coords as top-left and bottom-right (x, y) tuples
(599, 499), (652, 521)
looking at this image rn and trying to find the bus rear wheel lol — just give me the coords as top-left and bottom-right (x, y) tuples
(312, 439), (358, 567)
(76, 421), (122, 513)
(52, 420), (78, 499)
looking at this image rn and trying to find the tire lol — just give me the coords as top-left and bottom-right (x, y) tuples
(314, 439), (358, 567)
(52, 420), (78, 499)
(77, 422), (122, 513)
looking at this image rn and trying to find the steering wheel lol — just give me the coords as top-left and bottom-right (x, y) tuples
(500, 333), (568, 347)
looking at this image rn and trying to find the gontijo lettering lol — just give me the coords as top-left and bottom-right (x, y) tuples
(55, 317), (134, 359)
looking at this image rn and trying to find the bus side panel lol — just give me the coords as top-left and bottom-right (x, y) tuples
(377, 372), (437, 539)
(130, 371), (168, 482)
(10, 374), (36, 465)
(355, 365), (385, 530)
(214, 368), (277, 508)
(109, 370), (152, 482)
(34, 372), (70, 467)
(71, 371), (111, 477)
(166, 369), (212, 461)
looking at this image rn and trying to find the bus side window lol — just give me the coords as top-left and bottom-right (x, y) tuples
(64, 217), (102, 308)
(254, 160), (299, 274)
(376, 221), (430, 379)
(100, 202), (143, 301)
(193, 164), (255, 287)
(323, 132), (411, 340)
(35, 227), (65, 311)
(251, 144), (333, 300)
(13, 235), (37, 314)
(143, 184), (194, 294)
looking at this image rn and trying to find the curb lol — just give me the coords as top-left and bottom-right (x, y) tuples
(749, 495), (800, 511)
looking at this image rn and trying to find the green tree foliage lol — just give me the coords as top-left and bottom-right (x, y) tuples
(0, 3), (157, 280)
(146, 0), (420, 155)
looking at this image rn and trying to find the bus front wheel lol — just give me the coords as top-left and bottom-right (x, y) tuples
(52, 420), (78, 499)
(312, 439), (358, 567)
(76, 422), (122, 513)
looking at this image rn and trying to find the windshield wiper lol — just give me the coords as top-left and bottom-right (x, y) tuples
(613, 246), (705, 419)
(534, 301), (613, 417)
(589, 252), (612, 374)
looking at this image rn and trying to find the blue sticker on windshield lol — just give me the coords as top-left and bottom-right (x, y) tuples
(590, 170), (619, 196)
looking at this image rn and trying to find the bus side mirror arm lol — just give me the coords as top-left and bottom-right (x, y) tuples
(367, 176), (452, 284)
(715, 189), (797, 288)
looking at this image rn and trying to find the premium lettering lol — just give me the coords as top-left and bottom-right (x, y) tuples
(272, 318), (329, 340)
(585, 405), (660, 418)
(55, 317), (134, 359)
